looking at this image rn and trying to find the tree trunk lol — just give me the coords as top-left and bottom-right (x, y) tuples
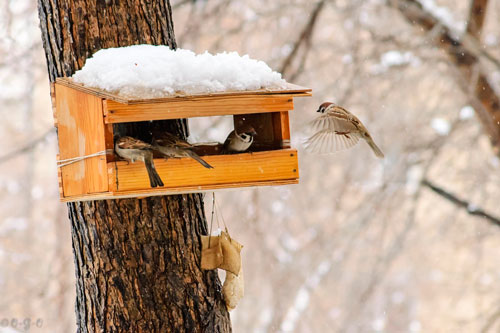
(37, 1), (231, 331)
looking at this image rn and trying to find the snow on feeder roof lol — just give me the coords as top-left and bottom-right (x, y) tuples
(72, 45), (288, 98)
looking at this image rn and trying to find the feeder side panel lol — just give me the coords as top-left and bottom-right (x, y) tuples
(55, 84), (109, 197)
(272, 111), (291, 148)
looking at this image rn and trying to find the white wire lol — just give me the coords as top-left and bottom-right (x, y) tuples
(57, 149), (113, 168)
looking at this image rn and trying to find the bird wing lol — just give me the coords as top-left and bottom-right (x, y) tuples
(309, 113), (359, 133)
(304, 129), (361, 154)
(116, 136), (152, 150)
(223, 130), (236, 148)
(155, 132), (193, 148)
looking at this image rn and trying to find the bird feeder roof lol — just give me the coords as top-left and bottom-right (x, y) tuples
(56, 77), (311, 104)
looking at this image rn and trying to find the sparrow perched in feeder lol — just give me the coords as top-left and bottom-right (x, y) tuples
(305, 102), (384, 158)
(114, 136), (164, 188)
(223, 125), (258, 153)
(153, 132), (214, 169)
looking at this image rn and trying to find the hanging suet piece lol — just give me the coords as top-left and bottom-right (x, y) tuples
(223, 266), (244, 311)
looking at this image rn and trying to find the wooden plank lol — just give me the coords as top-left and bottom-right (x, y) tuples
(56, 77), (311, 104)
(233, 112), (291, 150)
(50, 83), (58, 127)
(56, 78), (131, 103)
(60, 179), (299, 202)
(55, 84), (109, 197)
(109, 149), (299, 192)
(272, 111), (291, 148)
(103, 122), (115, 162)
(233, 113), (279, 150)
(56, 154), (64, 197)
(103, 95), (294, 123)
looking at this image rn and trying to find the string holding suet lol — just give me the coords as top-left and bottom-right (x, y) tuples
(200, 193), (244, 310)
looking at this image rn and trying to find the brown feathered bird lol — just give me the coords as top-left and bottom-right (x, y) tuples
(305, 102), (384, 158)
(153, 132), (213, 169)
(114, 136), (164, 188)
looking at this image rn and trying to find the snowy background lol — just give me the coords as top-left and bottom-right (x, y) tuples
(1, 0), (500, 332)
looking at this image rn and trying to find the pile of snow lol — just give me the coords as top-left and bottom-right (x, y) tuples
(381, 51), (420, 68)
(417, 0), (465, 33)
(72, 45), (287, 98)
(370, 50), (420, 74)
(431, 117), (451, 136)
(459, 105), (475, 120)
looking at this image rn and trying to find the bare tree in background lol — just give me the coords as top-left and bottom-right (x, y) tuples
(393, 0), (500, 153)
(172, 1), (500, 332)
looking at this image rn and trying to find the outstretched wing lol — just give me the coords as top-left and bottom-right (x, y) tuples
(304, 129), (360, 154)
(309, 113), (359, 133)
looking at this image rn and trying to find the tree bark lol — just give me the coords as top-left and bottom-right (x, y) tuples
(37, 0), (231, 331)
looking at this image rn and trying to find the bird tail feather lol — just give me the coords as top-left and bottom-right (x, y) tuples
(367, 140), (384, 159)
(187, 150), (214, 169)
(145, 156), (164, 187)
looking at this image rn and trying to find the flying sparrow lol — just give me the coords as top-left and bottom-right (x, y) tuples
(305, 102), (384, 158)
(153, 132), (214, 169)
(114, 136), (164, 188)
(223, 125), (258, 153)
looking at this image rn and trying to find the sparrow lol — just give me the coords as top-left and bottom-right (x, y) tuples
(305, 102), (384, 158)
(114, 136), (164, 188)
(222, 125), (257, 153)
(153, 132), (213, 169)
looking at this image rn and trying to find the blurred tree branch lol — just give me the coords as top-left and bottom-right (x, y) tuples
(481, 303), (500, 333)
(0, 128), (54, 165)
(172, 0), (195, 9)
(391, 0), (500, 154)
(280, 0), (326, 79)
(422, 179), (500, 227)
(178, 0), (231, 45)
(466, 0), (488, 37)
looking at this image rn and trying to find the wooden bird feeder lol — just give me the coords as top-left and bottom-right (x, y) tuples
(52, 77), (311, 202)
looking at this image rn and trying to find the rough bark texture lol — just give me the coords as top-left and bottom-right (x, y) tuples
(37, 0), (231, 331)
